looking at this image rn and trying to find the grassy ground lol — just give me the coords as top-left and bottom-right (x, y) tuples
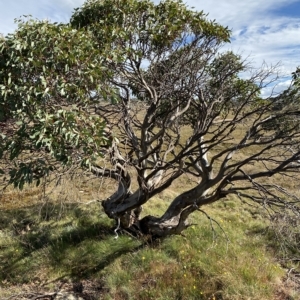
(0, 172), (299, 300)
(1, 114), (300, 299)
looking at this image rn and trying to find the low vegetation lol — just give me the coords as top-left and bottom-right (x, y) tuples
(0, 171), (299, 299)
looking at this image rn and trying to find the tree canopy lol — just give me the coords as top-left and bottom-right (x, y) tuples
(0, 17), (112, 188)
(1, 0), (300, 237)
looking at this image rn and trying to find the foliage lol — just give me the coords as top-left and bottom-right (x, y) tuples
(0, 18), (110, 188)
(71, 0), (230, 50)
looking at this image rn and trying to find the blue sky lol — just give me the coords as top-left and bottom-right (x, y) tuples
(1, 0), (299, 94)
(272, 1), (300, 17)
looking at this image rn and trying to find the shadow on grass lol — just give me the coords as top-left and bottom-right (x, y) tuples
(0, 202), (145, 283)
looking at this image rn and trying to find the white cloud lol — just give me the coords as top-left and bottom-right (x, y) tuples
(227, 18), (300, 72)
(180, 0), (300, 72)
(185, 0), (298, 28)
(155, 0), (300, 75)
(0, 0), (84, 35)
(261, 78), (293, 97)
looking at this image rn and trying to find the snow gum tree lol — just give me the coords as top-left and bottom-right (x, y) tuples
(1, 0), (300, 237)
